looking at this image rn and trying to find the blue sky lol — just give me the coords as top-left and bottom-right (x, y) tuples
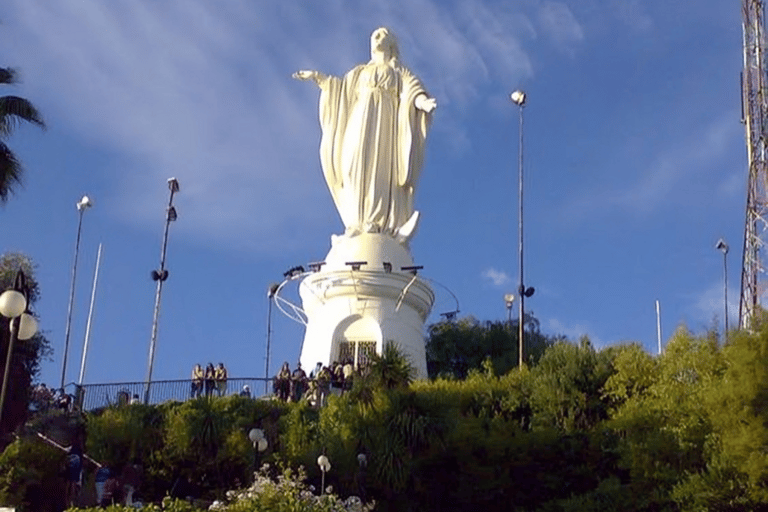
(0, 0), (745, 388)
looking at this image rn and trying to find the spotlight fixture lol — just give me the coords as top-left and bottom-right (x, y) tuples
(308, 261), (326, 272)
(382, 262), (392, 273)
(510, 90), (526, 106)
(283, 265), (305, 278)
(76, 195), (93, 211)
(151, 269), (169, 282)
(440, 311), (458, 321)
(345, 261), (367, 271)
(715, 238), (729, 254)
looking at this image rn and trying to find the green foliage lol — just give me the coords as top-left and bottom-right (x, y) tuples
(0, 437), (65, 511)
(0, 66), (45, 203)
(68, 465), (374, 512)
(425, 315), (554, 379)
(368, 340), (415, 389)
(530, 337), (614, 432)
(17, 324), (768, 511)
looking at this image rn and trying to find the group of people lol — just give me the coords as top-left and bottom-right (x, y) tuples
(273, 359), (358, 407)
(63, 436), (142, 508)
(190, 362), (228, 398)
(93, 459), (143, 507)
(31, 383), (73, 412)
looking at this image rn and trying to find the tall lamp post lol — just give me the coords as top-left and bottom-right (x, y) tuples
(715, 238), (729, 341)
(511, 90), (534, 367)
(0, 271), (38, 429)
(144, 178), (180, 404)
(60, 195), (92, 389)
(265, 283), (279, 395)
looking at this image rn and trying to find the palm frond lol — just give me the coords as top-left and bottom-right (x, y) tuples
(0, 68), (17, 85)
(0, 96), (46, 136)
(0, 141), (22, 203)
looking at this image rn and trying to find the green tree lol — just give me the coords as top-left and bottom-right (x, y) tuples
(425, 314), (554, 379)
(606, 328), (724, 510)
(672, 320), (768, 508)
(0, 67), (45, 203)
(530, 337), (614, 433)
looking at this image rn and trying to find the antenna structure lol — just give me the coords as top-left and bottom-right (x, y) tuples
(740, 0), (768, 328)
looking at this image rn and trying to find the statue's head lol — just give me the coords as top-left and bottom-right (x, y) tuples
(370, 27), (400, 60)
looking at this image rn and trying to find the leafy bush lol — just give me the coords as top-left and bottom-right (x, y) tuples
(67, 465), (373, 512)
(0, 436), (66, 511)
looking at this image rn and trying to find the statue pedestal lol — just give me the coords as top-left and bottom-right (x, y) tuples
(299, 233), (434, 378)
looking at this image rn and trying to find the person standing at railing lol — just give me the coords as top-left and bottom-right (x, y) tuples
(317, 365), (331, 407)
(275, 362), (291, 401)
(291, 363), (308, 402)
(204, 363), (215, 397)
(215, 362), (228, 397)
(190, 363), (204, 398)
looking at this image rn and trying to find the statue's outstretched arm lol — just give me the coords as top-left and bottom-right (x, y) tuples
(292, 70), (329, 87)
(414, 93), (437, 113)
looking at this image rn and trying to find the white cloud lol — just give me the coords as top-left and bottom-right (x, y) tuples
(687, 279), (738, 330)
(614, 115), (737, 214)
(4, 0), (537, 252)
(537, 2), (584, 52)
(563, 113), (741, 223)
(482, 267), (511, 286)
(546, 318), (606, 347)
(611, 0), (653, 32)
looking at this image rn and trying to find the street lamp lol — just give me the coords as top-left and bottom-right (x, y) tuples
(317, 453), (331, 495)
(504, 293), (515, 325)
(61, 195), (92, 389)
(265, 283), (279, 394)
(144, 178), (180, 404)
(0, 271), (38, 428)
(715, 238), (729, 341)
(357, 452), (367, 501)
(511, 90), (534, 367)
(248, 428), (268, 475)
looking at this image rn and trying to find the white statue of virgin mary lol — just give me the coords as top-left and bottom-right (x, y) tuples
(294, 27), (437, 243)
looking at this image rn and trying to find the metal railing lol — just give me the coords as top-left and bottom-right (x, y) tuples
(66, 378), (274, 411)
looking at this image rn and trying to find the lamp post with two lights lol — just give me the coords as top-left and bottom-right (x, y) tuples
(144, 178), (180, 404)
(0, 270), (38, 432)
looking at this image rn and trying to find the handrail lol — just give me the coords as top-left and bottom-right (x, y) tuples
(62, 377), (274, 411)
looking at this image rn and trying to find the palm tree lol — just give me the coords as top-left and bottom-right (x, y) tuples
(369, 340), (416, 390)
(1, 67), (45, 203)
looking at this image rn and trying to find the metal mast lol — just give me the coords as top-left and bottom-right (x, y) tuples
(740, 0), (768, 329)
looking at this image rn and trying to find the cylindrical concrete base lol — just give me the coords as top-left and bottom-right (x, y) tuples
(299, 233), (434, 378)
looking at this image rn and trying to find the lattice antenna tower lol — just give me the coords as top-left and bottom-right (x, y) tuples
(740, 0), (768, 329)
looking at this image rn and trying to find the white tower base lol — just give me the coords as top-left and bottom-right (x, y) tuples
(299, 233), (434, 378)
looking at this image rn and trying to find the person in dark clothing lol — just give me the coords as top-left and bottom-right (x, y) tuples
(291, 363), (308, 402)
(100, 472), (122, 506)
(65, 442), (83, 506)
(204, 363), (215, 397)
(275, 362), (291, 401)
